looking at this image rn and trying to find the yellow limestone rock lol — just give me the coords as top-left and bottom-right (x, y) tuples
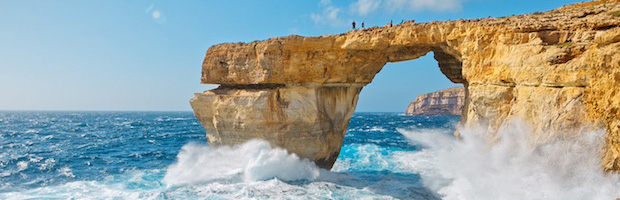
(191, 0), (620, 170)
(406, 87), (465, 115)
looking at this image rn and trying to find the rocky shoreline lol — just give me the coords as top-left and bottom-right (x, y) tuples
(191, 0), (620, 171)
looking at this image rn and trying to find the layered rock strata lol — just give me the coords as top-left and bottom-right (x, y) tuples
(406, 87), (465, 115)
(191, 0), (620, 170)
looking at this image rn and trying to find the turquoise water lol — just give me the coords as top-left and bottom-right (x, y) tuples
(3, 112), (617, 199)
(0, 111), (459, 199)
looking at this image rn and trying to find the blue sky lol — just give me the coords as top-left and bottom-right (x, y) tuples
(0, 0), (581, 112)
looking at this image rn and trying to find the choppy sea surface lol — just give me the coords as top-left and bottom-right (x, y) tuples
(1, 111), (618, 200)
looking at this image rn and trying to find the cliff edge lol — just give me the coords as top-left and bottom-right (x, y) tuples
(406, 87), (464, 115)
(191, 0), (620, 170)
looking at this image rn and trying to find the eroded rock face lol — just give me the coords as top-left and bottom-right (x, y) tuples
(191, 84), (362, 169)
(192, 0), (620, 170)
(406, 87), (465, 115)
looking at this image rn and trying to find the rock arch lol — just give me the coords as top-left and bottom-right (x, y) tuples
(192, 36), (467, 169)
(191, 1), (620, 170)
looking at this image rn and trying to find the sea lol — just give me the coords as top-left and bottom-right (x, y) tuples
(0, 111), (618, 200)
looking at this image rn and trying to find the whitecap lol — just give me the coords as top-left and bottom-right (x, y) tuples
(17, 161), (28, 171)
(58, 166), (75, 178)
(0, 179), (161, 200)
(162, 140), (321, 186)
(1, 141), (431, 199)
(368, 126), (388, 132)
(38, 158), (56, 170)
(24, 129), (38, 134)
(40, 135), (53, 140)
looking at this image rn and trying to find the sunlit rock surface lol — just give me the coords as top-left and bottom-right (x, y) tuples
(192, 0), (620, 170)
(406, 87), (464, 115)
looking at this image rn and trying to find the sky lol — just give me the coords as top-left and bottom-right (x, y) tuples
(0, 0), (582, 112)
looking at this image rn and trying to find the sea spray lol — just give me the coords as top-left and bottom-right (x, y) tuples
(162, 139), (438, 199)
(397, 120), (620, 200)
(162, 139), (321, 186)
(16, 112), (610, 199)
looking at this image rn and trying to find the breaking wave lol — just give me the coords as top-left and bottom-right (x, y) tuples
(3, 112), (618, 199)
(163, 140), (321, 185)
(397, 120), (620, 200)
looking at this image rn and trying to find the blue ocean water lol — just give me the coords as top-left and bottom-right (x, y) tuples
(0, 111), (459, 199)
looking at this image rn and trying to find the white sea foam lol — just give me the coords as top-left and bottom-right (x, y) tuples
(348, 126), (389, 132)
(24, 129), (38, 134)
(333, 144), (392, 172)
(155, 117), (189, 122)
(16, 161), (28, 171)
(368, 126), (388, 132)
(0, 179), (161, 200)
(1, 140), (431, 199)
(5, 118), (618, 199)
(58, 166), (75, 178)
(28, 155), (43, 163)
(162, 140), (321, 186)
(396, 120), (620, 200)
(38, 158), (56, 170)
(0, 169), (417, 200)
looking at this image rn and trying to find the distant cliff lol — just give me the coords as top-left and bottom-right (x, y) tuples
(406, 87), (464, 115)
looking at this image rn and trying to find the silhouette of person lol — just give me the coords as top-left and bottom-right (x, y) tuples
(390, 20), (393, 27)
(352, 21), (356, 29)
(362, 21), (365, 28)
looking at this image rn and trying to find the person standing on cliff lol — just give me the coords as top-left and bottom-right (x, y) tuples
(362, 21), (364, 28)
(352, 21), (356, 29)
(389, 20), (393, 27)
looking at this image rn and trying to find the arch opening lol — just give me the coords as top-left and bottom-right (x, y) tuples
(191, 41), (470, 169)
(356, 52), (463, 113)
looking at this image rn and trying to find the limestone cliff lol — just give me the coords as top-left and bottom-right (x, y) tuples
(191, 0), (620, 170)
(406, 87), (464, 115)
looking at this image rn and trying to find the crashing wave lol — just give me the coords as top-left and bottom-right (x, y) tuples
(162, 140), (321, 186)
(397, 120), (620, 200)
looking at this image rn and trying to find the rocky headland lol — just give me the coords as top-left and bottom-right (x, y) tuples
(191, 0), (620, 171)
(406, 87), (465, 115)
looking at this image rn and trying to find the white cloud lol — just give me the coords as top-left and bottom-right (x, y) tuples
(152, 10), (161, 20)
(319, 0), (332, 6)
(289, 27), (300, 35)
(310, 1), (346, 27)
(385, 0), (463, 12)
(351, 0), (381, 16)
(145, 4), (166, 24)
(310, 0), (464, 27)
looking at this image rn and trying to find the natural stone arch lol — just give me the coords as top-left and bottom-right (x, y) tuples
(192, 1), (620, 171)
(191, 37), (468, 169)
